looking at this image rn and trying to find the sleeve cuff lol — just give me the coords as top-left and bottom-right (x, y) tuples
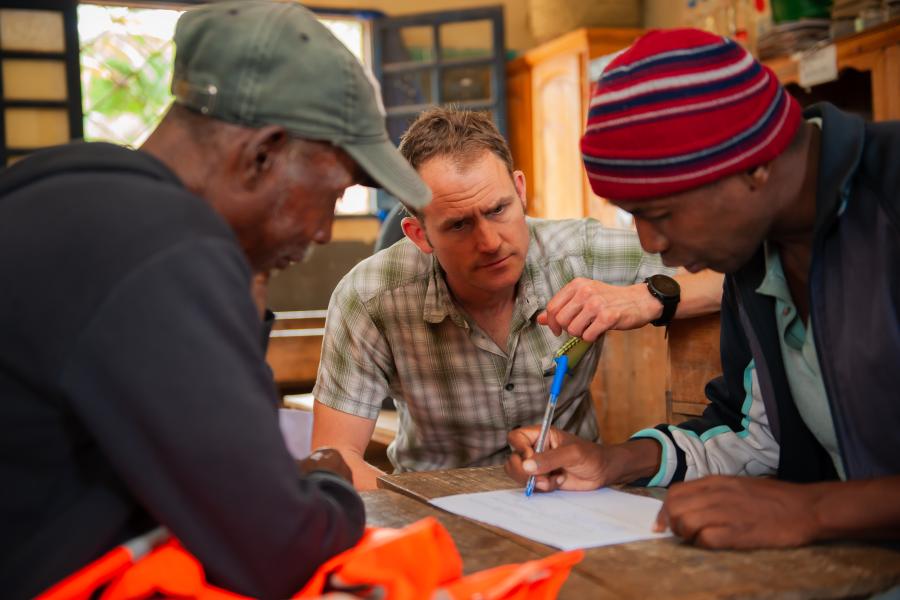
(307, 469), (356, 490)
(312, 386), (382, 421)
(629, 427), (678, 487)
(305, 470), (366, 534)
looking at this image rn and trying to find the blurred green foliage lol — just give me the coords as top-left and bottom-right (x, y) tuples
(80, 7), (178, 147)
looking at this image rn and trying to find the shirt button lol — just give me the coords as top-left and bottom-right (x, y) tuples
(505, 383), (515, 391)
(783, 307), (791, 316)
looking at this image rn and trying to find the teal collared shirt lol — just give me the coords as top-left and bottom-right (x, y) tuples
(756, 243), (846, 480)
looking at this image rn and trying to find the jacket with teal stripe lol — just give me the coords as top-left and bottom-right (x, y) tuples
(632, 102), (900, 486)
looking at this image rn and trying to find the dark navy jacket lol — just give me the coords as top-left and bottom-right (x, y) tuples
(634, 103), (900, 486)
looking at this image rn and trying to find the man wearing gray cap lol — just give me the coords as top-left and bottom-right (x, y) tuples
(0, 2), (429, 599)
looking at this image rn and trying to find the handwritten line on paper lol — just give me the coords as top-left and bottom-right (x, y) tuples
(430, 487), (671, 551)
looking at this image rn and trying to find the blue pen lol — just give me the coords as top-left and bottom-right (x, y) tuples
(525, 354), (569, 497)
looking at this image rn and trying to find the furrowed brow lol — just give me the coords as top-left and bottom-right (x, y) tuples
(484, 195), (515, 214)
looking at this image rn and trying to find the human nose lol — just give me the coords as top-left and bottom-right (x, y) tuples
(473, 220), (501, 253)
(634, 218), (669, 255)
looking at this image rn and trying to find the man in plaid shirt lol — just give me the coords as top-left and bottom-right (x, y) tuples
(312, 107), (723, 489)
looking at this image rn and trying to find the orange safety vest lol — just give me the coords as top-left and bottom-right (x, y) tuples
(37, 517), (583, 600)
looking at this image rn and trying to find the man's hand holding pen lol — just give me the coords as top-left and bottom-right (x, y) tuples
(505, 429), (663, 494)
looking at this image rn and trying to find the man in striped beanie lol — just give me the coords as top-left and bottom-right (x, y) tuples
(506, 28), (900, 551)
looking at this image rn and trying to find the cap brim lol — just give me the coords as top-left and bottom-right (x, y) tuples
(342, 138), (431, 209)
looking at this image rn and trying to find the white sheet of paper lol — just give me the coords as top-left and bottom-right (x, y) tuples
(430, 488), (671, 550)
(278, 408), (313, 460)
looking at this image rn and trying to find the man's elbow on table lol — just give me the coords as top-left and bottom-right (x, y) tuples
(312, 400), (385, 490)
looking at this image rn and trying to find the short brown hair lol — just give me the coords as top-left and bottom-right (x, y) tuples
(398, 107), (513, 213)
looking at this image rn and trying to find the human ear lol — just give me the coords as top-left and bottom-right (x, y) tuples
(745, 163), (771, 191)
(401, 215), (433, 254)
(240, 125), (289, 189)
(513, 170), (527, 212)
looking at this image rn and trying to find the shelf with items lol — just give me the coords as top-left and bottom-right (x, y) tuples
(764, 17), (900, 121)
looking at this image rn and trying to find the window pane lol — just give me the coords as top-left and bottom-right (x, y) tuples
(441, 65), (492, 103)
(383, 70), (433, 106)
(382, 26), (433, 64)
(439, 20), (492, 61)
(76, 6), (369, 153)
(3, 60), (67, 101)
(320, 17), (365, 61)
(5, 108), (69, 148)
(336, 185), (374, 215)
(78, 5), (182, 147)
(0, 9), (65, 53)
(387, 114), (419, 144)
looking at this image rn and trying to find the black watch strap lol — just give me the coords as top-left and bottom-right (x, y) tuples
(645, 275), (680, 327)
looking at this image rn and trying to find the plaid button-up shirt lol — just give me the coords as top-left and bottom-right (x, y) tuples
(314, 218), (673, 472)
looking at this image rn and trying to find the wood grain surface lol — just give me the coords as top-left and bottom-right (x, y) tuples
(666, 313), (722, 423)
(378, 466), (900, 599)
(360, 489), (602, 598)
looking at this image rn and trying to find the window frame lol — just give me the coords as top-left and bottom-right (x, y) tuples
(0, 0), (83, 165)
(372, 6), (507, 142)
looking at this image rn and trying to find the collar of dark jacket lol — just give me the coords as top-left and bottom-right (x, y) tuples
(804, 102), (865, 242)
(0, 141), (185, 198)
(733, 103), (864, 295)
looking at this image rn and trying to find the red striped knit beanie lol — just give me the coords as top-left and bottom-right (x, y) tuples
(581, 28), (801, 201)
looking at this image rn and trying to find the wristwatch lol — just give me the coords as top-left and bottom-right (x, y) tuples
(645, 274), (680, 327)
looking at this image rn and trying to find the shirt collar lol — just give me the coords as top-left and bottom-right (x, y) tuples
(755, 241), (792, 304)
(422, 256), (467, 326)
(803, 103), (865, 236)
(518, 257), (550, 322)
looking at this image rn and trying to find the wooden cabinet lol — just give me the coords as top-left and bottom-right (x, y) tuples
(507, 19), (900, 227)
(506, 28), (643, 225)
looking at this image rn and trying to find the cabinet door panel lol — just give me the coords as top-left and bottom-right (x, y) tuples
(505, 60), (534, 210)
(873, 45), (900, 121)
(531, 52), (584, 220)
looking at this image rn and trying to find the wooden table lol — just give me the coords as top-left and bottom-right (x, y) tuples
(361, 489), (601, 598)
(372, 466), (900, 599)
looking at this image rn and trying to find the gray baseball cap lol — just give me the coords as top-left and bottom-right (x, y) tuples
(172, 0), (430, 208)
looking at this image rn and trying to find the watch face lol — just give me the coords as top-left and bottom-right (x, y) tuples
(649, 274), (680, 297)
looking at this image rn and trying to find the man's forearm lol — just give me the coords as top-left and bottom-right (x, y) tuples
(609, 438), (663, 485)
(342, 448), (387, 490)
(810, 475), (900, 541)
(311, 400), (384, 490)
(673, 269), (724, 319)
